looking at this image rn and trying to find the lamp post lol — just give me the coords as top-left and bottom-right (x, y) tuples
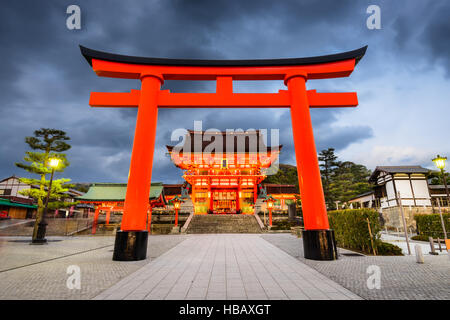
(263, 195), (276, 228)
(32, 157), (60, 244)
(432, 155), (449, 206)
(169, 195), (184, 229)
(174, 201), (180, 227)
(268, 201), (273, 227)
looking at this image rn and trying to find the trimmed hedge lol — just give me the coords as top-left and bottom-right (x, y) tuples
(328, 209), (402, 255)
(270, 219), (301, 230)
(414, 213), (450, 239)
(411, 234), (429, 242)
(376, 242), (403, 256)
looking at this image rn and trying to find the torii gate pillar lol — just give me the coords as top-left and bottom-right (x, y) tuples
(287, 73), (336, 260)
(112, 74), (161, 261)
(80, 45), (367, 261)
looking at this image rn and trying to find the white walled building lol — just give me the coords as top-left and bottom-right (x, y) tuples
(0, 176), (84, 219)
(0, 176), (37, 219)
(348, 191), (375, 208)
(0, 176), (34, 200)
(348, 166), (433, 209)
(428, 185), (450, 207)
(347, 166), (434, 230)
(368, 166), (431, 208)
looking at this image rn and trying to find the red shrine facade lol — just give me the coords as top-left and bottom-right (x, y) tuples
(167, 130), (280, 215)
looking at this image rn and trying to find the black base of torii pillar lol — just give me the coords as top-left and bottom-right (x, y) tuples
(113, 230), (148, 261)
(302, 229), (338, 260)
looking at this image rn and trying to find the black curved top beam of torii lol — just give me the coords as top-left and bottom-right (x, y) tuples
(80, 45), (367, 68)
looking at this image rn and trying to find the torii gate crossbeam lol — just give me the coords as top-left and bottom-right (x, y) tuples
(80, 45), (367, 261)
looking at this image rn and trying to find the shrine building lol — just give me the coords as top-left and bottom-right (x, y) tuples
(77, 182), (166, 233)
(166, 130), (283, 215)
(260, 183), (299, 211)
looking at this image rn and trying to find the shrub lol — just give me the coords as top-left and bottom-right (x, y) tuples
(376, 242), (403, 256)
(270, 219), (301, 230)
(411, 234), (430, 242)
(328, 208), (382, 255)
(414, 214), (450, 239)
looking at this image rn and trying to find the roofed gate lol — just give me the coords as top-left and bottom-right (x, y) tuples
(80, 45), (367, 261)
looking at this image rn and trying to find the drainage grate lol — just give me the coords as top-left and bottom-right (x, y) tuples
(340, 253), (364, 257)
(8, 240), (63, 243)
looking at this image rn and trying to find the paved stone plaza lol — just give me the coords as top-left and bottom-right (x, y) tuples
(0, 235), (187, 299)
(94, 234), (360, 300)
(262, 234), (450, 300)
(0, 233), (448, 300)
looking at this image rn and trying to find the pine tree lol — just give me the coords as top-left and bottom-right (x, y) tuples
(263, 164), (299, 186)
(329, 161), (372, 205)
(15, 129), (75, 241)
(428, 170), (450, 185)
(318, 148), (338, 209)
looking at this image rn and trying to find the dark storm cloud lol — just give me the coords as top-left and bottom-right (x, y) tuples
(421, 2), (450, 75)
(0, 0), (448, 183)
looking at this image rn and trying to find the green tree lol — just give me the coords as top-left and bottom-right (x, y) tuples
(427, 170), (450, 185)
(72, 183), (91, 193)
(15, 129), (74, 240)
(318, 148), (339, 209)
(263, 154), (373, 211)
(263, 164), (299, 186)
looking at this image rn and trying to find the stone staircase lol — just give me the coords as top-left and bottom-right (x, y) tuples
(254, 198), (265, 213)
(186, 214), (262, 234)
(180, 197), (194, 214)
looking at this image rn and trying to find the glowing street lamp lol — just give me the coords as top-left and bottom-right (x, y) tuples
(32, 157), (60, 244)
(263, 195), (276, 228)
(432, 155), (446, 170)
(169, 195), (184, 227)
(49, 158), (60, 168)
(432, 155), (449, 206)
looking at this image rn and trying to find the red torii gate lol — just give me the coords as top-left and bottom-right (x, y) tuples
(80, 45), (367, 261)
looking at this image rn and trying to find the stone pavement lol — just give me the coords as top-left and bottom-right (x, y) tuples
(381, 233), (448, 256)
(0, 219), (34, 230)
(4, 233), (444, 300)
(261, 233), (450, 300)
(94, 234), (361, 300)
(0, 235), (188, 299)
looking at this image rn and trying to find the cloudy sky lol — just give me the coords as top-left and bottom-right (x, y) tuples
(1, 0), (449, 184)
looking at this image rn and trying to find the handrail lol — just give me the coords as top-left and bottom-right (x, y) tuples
(253, 213), (265, 231)
(181, 212), (195, 233)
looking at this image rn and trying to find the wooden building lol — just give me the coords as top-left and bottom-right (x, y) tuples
(0, 197), (37, 219)
(163, 184), (189, 202)
(260, 184), (299, 211)
(0, 176), (36, 203)
(77, 182), (166, 211)
(77, 182), (166, 232)
(368, 166), (431, 208)
(348, 191), (376, 209)
(0, 176), (37, 218)
(0, 176), (85, 219)
(428, 185), (450, 207)
(167, 130), (282, 214)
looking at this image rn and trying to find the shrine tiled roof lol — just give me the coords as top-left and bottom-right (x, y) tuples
(77, 182), (165, 202)
(163, 184), (191, 196)
(0, 198), (37, 209)
(369, 166), (429, 182)
(166, 130), (282, 154)
(262, 184), (299, 195)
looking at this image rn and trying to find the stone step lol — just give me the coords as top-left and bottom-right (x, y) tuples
(186, 214), (262, 234)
